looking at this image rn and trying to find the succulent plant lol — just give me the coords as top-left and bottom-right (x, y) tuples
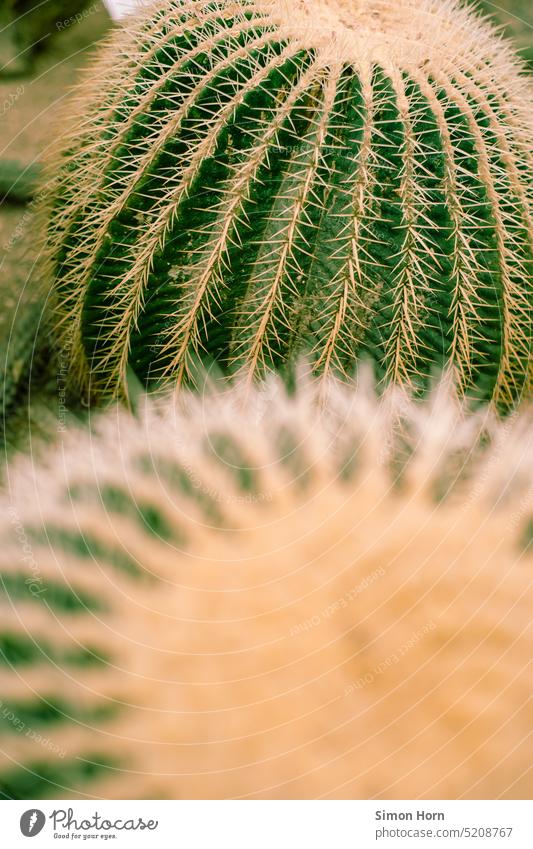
(0, 161), (41, 205)
(1, 372), (532, 799)
(40, 0), (533, 406)
(476, 0), (533, 71)
(0, 296), (54, 451)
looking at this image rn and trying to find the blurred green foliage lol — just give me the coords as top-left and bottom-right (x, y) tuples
(474, 0), (533, 69)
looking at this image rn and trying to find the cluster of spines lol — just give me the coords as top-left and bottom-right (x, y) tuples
(40, 0), (532, 405)
(1, 372), (532, 799)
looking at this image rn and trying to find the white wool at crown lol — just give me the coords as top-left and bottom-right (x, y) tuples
(102, 0), (146, 20)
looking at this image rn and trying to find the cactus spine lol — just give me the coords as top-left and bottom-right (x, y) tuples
(42, 0), (533, 403)
(1, 374), (532, 799)
(0, 0), (94, 77)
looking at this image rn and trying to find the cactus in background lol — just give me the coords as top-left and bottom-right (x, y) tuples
(1, 373), (532, 799)
(41, 0), (533, 405)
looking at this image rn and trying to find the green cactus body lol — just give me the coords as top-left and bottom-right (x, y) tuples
(1, 374), (533, 799)
(42, 0), (533, 403)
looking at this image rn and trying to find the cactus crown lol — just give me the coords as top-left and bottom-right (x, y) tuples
(42, 0), (532, 403)
(1, 373), (533, 799)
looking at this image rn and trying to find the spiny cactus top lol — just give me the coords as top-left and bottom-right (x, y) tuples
(42, 0), (533, 403)
(1, 373), (532, 799)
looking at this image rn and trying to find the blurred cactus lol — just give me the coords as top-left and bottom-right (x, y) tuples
(41, 0), (533, 406)
(1, 372), (532, 798)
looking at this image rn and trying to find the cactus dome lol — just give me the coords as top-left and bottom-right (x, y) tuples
(42, 0), (533, 403)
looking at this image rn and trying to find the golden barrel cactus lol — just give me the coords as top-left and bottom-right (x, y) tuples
(1, 373), (532, 798)
(42, 0), (533, 403)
